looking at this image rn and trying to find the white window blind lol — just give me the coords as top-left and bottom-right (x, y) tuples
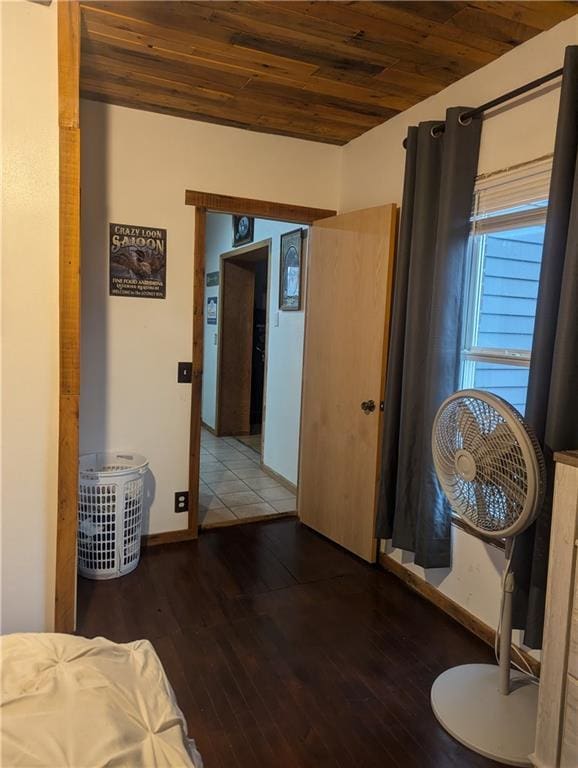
(473, 158), (552, 219)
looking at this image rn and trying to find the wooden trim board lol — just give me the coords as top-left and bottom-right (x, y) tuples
(187, 206), (205, 540)
(379, 552), (540, 678)
(55, 0), (81, 634)
(185, 190), (335, 223)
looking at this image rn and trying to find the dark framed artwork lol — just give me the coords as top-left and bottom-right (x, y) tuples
(109, 222), (166, 299)
(279, 228), (304, 311)
(232, 215), (254, 247)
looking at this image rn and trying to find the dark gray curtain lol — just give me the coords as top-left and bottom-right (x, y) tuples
(512, 45), (578, 649)
(376, 108), (482, 567)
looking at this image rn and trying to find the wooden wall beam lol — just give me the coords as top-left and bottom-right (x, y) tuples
(184, 190), (336, 223)
(55, 0), (81, 633)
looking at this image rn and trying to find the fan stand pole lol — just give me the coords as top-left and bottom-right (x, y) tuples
(499, 543), (515, 696)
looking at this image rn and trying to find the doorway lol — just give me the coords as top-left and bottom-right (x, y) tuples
(199, 212), (309, 529)
(190, 201), (397, 544)
(216, 243), (270, 453)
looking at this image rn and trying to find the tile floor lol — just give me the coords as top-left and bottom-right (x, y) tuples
(199, 428), (297, 528)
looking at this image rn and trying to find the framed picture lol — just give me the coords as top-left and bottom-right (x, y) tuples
(207, 296), (218, 325)
(109, 222), (167, 299)
(232, 215), (254, 247)
(279, 228), (304, 311)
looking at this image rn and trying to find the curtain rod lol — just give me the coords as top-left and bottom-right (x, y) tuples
(402, 67), (563, 148)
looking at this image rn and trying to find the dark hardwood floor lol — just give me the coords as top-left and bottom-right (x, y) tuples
(77, 519), (501, 768)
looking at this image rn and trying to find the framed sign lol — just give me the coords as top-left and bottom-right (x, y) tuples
(232, 215), (254, 247)
(207, 296), (218, 325)
(279, 228), (304, 311)
(109, 223), (166, 298)
(206, 271), (219, 287)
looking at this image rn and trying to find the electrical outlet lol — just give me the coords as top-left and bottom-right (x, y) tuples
(174, 491), (189, 513)
(177, 362), (192, 383)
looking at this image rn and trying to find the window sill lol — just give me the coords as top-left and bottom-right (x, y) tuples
(451, 513), (505, 551)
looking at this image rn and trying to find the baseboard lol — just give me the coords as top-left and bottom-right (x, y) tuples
(142, 528), (197, 547)
(378, 552), (540, 678)
(200, 420), (217, 436)
(260, 461), (298, 494)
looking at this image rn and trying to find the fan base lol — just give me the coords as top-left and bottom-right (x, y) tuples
(431, 664), (538, 767)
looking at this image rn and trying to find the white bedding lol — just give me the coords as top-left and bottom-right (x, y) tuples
(1, 633), (202, 768)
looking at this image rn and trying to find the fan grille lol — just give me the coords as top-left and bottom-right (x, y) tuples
(432, 392), (544, 537)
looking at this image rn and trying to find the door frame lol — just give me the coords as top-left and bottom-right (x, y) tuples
(215, 239), (272, 441)
(187, 194), (336, 537)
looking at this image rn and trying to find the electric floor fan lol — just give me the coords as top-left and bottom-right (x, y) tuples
(431, 389), (546, 767)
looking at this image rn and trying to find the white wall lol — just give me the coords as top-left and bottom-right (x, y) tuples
(80, 101), (339, 535)
(340, 16), (578, 652)
(202, 214), (306, 485)
(1, 0), (59, 633)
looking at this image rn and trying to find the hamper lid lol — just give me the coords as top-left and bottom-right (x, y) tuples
(79, 451), (148, 478)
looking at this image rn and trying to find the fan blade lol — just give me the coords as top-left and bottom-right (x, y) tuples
(469, 480), (511, 532)
(485, 422), (515, 453)
(471, 422), (511, 468)
(455, 401), (483, 449)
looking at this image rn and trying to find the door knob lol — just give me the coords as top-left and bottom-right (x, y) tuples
(361, 400), (376, 414)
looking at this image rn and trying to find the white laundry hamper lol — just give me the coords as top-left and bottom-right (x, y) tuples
(78, 452), (148, 580)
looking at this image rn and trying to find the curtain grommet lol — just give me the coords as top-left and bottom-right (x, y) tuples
(431, 125), (444, 138)
(458, 113), (473, 126)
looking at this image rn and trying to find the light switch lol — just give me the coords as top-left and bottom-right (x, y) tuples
(177, 362), (192, 383)
(214, 333), (218, 346)
(273, 311), (280, 327)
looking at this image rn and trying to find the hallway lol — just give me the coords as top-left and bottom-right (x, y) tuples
(199, 429), (296, 527)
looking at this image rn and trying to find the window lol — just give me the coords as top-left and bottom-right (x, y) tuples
(460, 158), (552, 414)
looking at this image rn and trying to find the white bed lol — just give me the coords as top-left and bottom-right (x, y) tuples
(1, 633), (202, 768)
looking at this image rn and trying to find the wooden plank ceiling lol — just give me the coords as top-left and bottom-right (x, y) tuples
(80, 1), (578, 145)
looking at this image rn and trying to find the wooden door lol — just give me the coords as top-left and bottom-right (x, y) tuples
(218, 260), (254, 435)
(298, 205), (397, 562)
